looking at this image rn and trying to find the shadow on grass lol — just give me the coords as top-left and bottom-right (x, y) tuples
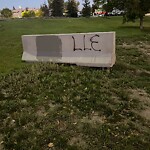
(0, 24), (5, 31)
(119, 25), (150, 32)
(118, 25), (140, 29)
(142, 27), (150, 32)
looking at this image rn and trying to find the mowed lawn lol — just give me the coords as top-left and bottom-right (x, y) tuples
(0, 17), (150, 150)
(0, 16), (150, 74)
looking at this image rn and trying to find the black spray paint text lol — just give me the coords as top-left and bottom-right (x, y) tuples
(72, 34), (101, 51)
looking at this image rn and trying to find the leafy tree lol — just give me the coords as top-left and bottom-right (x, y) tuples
(47, 0), (53, 16)
(92, 0), (104, 13)
(40, 3), (49, 17)
(22, 10), (35, 18)
(35, 10), (44, 17)
(1, 8), (12, 18)
(22, 11), (28, 17)
(52, 0), (64, 17)
(64, 1), (68, 12)
(28, 10), (35, 17)
(82, 0), (91, 17)
(48, 0), (53, 9)
(102, 0), (113, 13)
(106, 0), (150, 29)
(92, 0), (101, 9)
(67, 0), (78, 17)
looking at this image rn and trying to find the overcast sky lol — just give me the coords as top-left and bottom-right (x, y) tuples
(0, 0), (93, 10)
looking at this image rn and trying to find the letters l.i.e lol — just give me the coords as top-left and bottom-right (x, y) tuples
(72, 34), (101, 51)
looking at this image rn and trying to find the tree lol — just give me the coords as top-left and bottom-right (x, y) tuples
(92, 0), (104, 13)
(22, 11), (29, 17)
(107, 0), (150, 29)
(1, 8), (12, 18)
(52, 0), (64, 17)
(64, 1), (68, 12)
(67, 0), (78, 17)
(28, 10), (35, 17)
(40, 3), (49, 17)
(82, 0), (91, 17)
(102, 0), (113, 13)
(35, 9), (44, 17)
(48, 0), (53, 9)
(22, 10), (35, 18)
(47, 0), (53, 16)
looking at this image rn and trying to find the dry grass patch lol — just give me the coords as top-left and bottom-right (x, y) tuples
(68, 135), (87, 149)
(0, 134), (3, 150)
(117, 40), (150, 56)
(140, 108), (150, 120)
(80, 112), (106, 127)
(130, 89), (150, 105)
(130, 89), (150, 120)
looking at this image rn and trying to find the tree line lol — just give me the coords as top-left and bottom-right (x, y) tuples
(0, 0), (149, 29)
(0, 0), (91, 18)
(43, 0), (91, 17)
(102, 0), (150, 29)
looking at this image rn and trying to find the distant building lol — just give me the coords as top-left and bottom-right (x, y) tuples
(12, 8), (39, 18)
(93, 9), (106, 17)
(12, 8), (23, 18)
(145, 13), (150, 16)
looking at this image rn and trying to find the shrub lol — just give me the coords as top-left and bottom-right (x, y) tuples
(35, 9), (44, 17)
(28, 10), (35, 17)
(1, 8), (12, 18)
(22, 10), (35, 18)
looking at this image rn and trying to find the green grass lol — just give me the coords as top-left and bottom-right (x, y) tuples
(0, 17), (150, 150)
(0, 17), (150, 74)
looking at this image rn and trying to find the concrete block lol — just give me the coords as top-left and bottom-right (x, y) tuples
(22, 32), (116, 67)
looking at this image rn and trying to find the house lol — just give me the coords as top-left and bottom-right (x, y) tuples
(12, 8), (39, 18)
(12, 8), (24, 18)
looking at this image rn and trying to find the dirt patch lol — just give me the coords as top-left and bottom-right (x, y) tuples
(117, 41), (150, 56)
(140, 108), (150, 120)
(36, 106), (47, 117)
(80, 112), (106, 127)
(130, 89), (150, 120)
(117, 43), (135, 49)
(68, 135), (87, 149)
(0, 134), (3, 150)
(135, 69), (150, 76)
(122, 43), (135, 49)
(130, 89), (150, 105)
(135, 42), (150, 56)
(36, 102), (58, 117)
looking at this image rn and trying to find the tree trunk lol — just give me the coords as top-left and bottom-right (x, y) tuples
(140, 16), (144, 30)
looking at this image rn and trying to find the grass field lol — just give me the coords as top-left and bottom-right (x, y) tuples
(0, 17), (150, 74)
(0, 16), (150, 150)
